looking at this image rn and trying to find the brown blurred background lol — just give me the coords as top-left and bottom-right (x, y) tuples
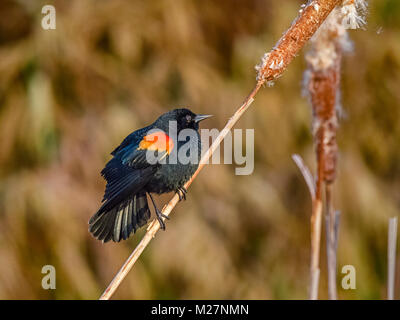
(0, 0), (399, 299)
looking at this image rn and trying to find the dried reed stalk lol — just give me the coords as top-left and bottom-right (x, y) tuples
(388, 217), (398, 300)
(292, 154), (316, 200)
(292, 153), (322, 299)
(292, 152), (323, 300)
(99, 0), (341, 300)
(325, 197), (340, 300)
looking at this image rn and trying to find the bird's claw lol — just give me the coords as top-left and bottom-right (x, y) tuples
(155, 208), (170, 230)
(160, 212), (170, 220)
(177, 187), (187, 201)
(157, 216), (166, 230)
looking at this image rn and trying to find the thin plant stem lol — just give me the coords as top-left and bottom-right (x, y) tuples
(325, 184), (339, 300)
(292, 154), (316, 201)
(388, 217), (398, 300)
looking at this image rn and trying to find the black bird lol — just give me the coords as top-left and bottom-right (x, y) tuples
(89, 108), (212, 242)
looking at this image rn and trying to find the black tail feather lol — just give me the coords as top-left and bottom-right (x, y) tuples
(89, 192), (151, 242)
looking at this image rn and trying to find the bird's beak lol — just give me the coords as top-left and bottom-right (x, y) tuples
(194, 114), (213, 123)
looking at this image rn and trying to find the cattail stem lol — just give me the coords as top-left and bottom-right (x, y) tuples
(310, 198), (323, 299)
(99, 0), (341, 300)
(325, 184), (340, 300)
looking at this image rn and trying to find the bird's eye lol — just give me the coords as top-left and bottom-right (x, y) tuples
(185, 115), (192, 122)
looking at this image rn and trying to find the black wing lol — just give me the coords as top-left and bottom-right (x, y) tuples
(89, 128), (161, 242)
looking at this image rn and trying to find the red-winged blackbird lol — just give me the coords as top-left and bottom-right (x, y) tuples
(89, 108), (212, 242)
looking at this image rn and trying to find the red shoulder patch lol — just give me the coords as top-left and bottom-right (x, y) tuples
(138, 131), (174, 155)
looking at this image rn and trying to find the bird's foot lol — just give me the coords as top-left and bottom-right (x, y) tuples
(148, 193), (169, 231)
(155, 210), (169, 230)
(176, 187), (187, 201)
(155, 206), (170, 230)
